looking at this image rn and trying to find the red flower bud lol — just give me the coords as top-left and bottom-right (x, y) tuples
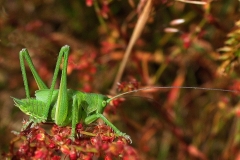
(61, 145), (70, 155)
(36, 133), (45, 141)
(69, 149), (77, 160)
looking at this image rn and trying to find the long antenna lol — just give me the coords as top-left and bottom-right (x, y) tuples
(106, 86), (239, 103)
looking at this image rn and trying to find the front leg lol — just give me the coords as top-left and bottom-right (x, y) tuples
(84, 113), (132, 143)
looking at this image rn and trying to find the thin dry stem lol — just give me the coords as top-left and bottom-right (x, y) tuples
(110, 0), (153, 94)
(175, 0), (207, 5)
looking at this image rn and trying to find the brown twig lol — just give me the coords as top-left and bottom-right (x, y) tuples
(110, 0), (153, 94)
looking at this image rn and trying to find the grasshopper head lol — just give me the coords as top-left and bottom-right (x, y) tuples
(97, 94), (109, 113)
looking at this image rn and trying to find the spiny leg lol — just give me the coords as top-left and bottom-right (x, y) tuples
(19, 49), (49, 130)
(19, 49), (48, 98)
(44, 45), (70, 123)
(70, 95), (82, 140)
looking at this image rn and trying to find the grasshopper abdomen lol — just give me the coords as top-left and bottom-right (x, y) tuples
(13, 98), (46, 121)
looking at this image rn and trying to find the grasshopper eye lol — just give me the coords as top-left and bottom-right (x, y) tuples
(102, 101), (107, 107)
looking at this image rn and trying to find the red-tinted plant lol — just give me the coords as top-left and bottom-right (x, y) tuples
(3, 123), (138, 159)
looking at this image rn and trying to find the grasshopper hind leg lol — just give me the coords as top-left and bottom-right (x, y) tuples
(69, 94), (82, 141)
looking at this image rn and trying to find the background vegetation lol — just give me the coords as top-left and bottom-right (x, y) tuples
(1, 0), (240, 159)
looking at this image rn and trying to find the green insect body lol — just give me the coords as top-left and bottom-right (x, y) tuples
(12, 45), (131, 142)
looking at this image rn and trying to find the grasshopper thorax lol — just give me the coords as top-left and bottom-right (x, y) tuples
(80, 92), (109, 114)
